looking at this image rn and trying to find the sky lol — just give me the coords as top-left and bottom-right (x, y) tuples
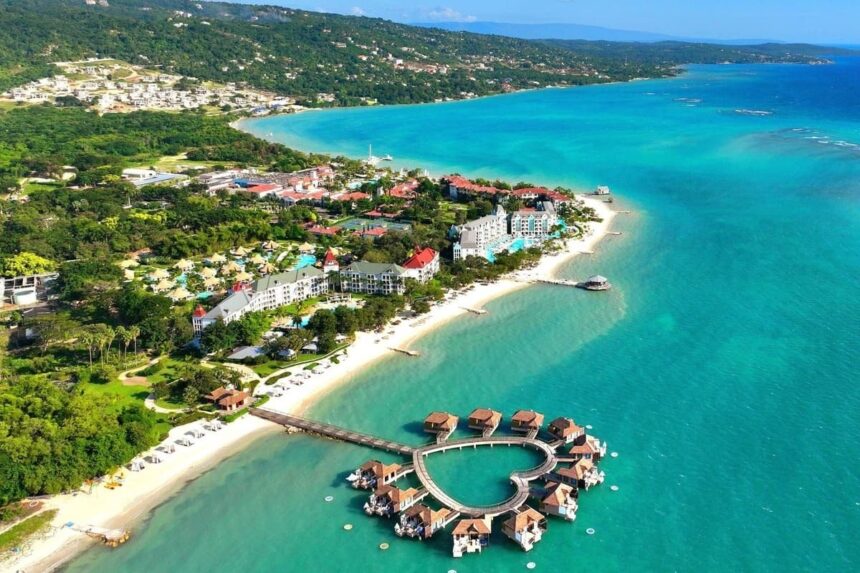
(240, 0), (860, 43)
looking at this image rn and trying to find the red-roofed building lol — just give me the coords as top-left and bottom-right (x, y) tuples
(308, 225), (341, 237)
(445, 176), (511, 200)
(332, 191), (371, 203)
(322, 249), (339, 273)
(354, 227), (387, 239)
(244, 183), (283, 198)
(193, 305), (207, 318)
(402, 247), (439, 283)
(279, 190), (328, 205)
(389, 179), (419, 199)
(511, 187), (546, 201)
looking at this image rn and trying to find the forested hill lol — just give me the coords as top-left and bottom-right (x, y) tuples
(0, 0), (844, 105)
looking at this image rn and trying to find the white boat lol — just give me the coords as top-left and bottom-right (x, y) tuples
(381, 154), (393, 161)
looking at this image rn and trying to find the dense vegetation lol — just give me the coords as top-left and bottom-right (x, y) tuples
(0, 0), (838, 104)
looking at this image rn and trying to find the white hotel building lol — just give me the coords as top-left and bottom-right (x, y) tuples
(452, 205), (508, 261)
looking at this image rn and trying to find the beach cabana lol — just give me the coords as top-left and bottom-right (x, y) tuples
(168, 286), (193, 302)
(249, 254), (267, 265)
(234, 271), (253, 282)
(231, 246), (250, 257)
(174, 259), (195, 271)
(220, 261), (243, 275)
(148, 268), (171, 281)
(258, 262), (277, 274)
(207, 253), (227, 265)
(199, 267), (218, 279)
(261, 240), (281, 251)
(203, 276), (221, 290)
(153, 278), (175, 293)
(298, 242), (315, 254)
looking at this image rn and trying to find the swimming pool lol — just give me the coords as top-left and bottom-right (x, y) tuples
(295, 254), (317, 269)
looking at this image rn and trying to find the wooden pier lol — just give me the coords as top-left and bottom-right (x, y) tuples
(462, 307), (488, 315)
(70, 524), (130, 547)
(412, 437), (559, 518)
(251, 408), (415, 456)
(533, 278), (580, 288)
(391, 347), (420, 357)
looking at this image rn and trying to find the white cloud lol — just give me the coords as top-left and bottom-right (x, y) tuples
(426, 7), (477, 23)
(350, 6), (365, 16)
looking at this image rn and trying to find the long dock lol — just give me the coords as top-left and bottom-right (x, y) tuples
(391, 347), (420, 357)
(534, 278), (580, 288)
(251, 408), (414, 456)
(462, 306), (488, 315)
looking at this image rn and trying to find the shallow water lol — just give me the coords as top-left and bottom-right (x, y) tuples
(67, 60), (860, 572)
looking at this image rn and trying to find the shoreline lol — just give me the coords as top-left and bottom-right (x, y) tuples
(12, 144), (617, 571)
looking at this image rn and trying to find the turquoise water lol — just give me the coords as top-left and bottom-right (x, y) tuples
(67, 61), (860, 572)
(295, 254), (317, 269)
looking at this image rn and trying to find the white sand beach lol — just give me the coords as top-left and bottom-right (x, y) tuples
(13, 195), (615, 572)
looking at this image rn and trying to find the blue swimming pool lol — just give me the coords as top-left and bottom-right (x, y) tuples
(295, 254), (317, 269)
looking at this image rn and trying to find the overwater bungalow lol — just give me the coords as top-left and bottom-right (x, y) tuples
(349, 460), (402, 490)
(579, 275), (612, 291)
(511, 409), (544, 435)
(452, 519), (491, 557)
(547, 417), (585, 444)
(395, 504), (452, 540)
(502, 507), (547, 551)
(556, 459), (605, 490)
(538, 481), (578, 521)
(467, 408), (502, 436)
(365, 484), (423, 517)
(568, 435), (607, 463)
(423, 411), (458, 442)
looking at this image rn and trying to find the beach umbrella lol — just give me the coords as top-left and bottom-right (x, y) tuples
(208, 253), (227, 264)
(199, 267), (218, 279)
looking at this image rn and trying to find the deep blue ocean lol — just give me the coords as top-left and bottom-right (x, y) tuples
(66, 60), (860, 572)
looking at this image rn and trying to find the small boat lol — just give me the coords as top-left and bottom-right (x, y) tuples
(381, 154), (393, 161)
(346, 471), (361, 484)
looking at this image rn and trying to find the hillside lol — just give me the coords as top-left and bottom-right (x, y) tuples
(0, 0), (840, 106)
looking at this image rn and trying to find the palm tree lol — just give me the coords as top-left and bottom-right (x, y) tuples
(79, 329), (96, 368)
(129, 325), (141, 355)
(116, 326), (131, 359)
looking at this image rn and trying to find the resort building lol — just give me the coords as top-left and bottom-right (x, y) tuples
(352, 460), (403, 490)
(445, 176), (510, 200)
(451, 519), (491, 558)
(467, 408), (502, 437)
(452, 205), (508, 261)
(511, 410), (544, 435)
(192, 267), (329, 334)
(395, 504), (452, 540)
(402, 247), (440, 283)
(547, 417), (585, 444)
(423, 411), (459, 442)
(509, 202), (559, 240)
(555, 459), (605, 491)
(538, 482), (578, 521)
(365, 485), (425, 517)
(322, 249), (339, 273)
(502, 507), (547, 551)
(203, 387), (251, 412)
(567, 435), (607, 463)
(339, 262), (408, 295)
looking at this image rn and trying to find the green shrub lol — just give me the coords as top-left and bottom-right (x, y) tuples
(90, 364), (117, 384)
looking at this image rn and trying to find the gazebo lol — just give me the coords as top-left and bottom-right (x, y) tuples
(220, 261), (243, 275)
(249, 254), (267, 266)
(199, 267), (218, 279)
(231, 246), (251, 257)
(234, 271), (253, 282)
(298, 242), (315, 254)
(261, 240), (281, 251)
(153, 279), (175, 293)
(148, 268), (170, 281)
(258, 262), (277, 274)
(203, 277), (221, 290)
(174, 259), (195, 271)
(208, 253), (227, 265)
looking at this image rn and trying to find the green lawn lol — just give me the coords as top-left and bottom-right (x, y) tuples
(0, 509), (58, 554)
(80, 378), (172, 435)
(142, 357), (193, 386)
